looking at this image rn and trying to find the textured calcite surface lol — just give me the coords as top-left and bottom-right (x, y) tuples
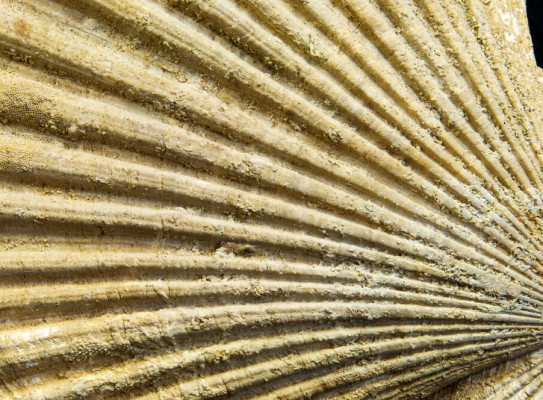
(429, 348), (543, 399)
(1, 0), (543, 399)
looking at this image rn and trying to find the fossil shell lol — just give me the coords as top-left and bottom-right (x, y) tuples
(1, 0), (543, 399)
(429, 349), (543, 399)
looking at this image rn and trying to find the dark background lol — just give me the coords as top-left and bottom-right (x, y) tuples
(527, 0), (543, 67)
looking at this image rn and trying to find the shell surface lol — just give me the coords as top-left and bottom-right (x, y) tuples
(429, 349), (543, 399)
(1, 0), (543, 399)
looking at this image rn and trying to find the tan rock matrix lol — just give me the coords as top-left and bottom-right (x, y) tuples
(0, 0), (542, 398)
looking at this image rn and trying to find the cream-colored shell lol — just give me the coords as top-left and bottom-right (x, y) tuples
(430, 348), (543, 399)
(0, 0), (542, 399)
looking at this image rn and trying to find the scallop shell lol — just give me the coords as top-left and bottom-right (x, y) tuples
(1, 0), (543, 399)
(429, 349), (543, 399)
